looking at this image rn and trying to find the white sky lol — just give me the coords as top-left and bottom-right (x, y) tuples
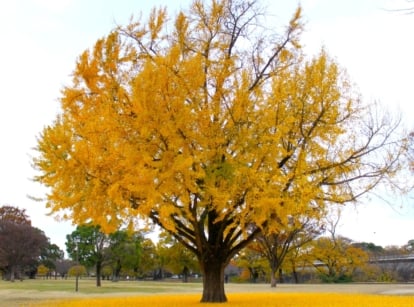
(0, 0), (413, 252)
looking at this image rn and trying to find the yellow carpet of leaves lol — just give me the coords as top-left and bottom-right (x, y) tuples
(38, 293), (413, 307)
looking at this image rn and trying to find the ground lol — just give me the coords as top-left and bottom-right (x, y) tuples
(0, 279), (413, 307)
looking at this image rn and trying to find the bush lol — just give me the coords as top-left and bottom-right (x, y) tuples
(36, 264), (49, 278)
(68, 265), (87, 277)
(319, 274), (352, 283)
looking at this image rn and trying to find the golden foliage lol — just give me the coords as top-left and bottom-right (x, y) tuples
(33, 1), (406, 296)
(308, 236), (369, 282)
(36, 264), (49, 276)
(68, 265), (87, 277)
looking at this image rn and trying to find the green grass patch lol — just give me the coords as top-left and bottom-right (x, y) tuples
(0, 278), (203, 294)
(0, 279), (204, 307)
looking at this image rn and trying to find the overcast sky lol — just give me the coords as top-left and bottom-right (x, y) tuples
(0, 0), (413, 252)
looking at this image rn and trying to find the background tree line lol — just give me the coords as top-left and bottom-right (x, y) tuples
(2, 204), (414, 285)
(0, 205), (62, 281)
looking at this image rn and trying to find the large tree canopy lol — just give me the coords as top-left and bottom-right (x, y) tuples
(34, 0), (407, 302)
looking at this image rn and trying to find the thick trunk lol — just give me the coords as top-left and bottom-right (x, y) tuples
(200, 260), (227, 303)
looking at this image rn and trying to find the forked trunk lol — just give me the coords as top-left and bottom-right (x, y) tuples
(200, 259), (227, 303)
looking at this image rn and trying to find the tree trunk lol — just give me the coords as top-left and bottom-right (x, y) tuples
(182, 266), (189, 283)
(293, 268), (299, 283)
(96, 261), (102, 287)
(278, 268), (284, 284)
(270, 267), (277, 288)
(113, 260), (121, 281)
(10, 265), (15, 282)
(200, 260), (227, 303)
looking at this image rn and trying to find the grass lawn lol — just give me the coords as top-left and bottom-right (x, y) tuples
(0, 278), (203, 306)
(0, 279), (413, 306)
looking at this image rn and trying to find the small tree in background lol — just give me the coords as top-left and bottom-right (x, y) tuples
(234, 245), (268, 283)
(308, 236), (369, 283)
(66, 224), (107, 287)
(106, 230), (143, 281)
(68, 264), (87, 292)
(136, 238), (157, 279)
(39, 242), (64, 279)
(55, 259), (72, 279)
(257, 214), (324, 287)
(68, 264), (87, 277)
(158, 231), (199, 282)
(37, 264), (49, 278)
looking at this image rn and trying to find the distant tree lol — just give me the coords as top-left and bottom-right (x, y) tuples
(257, 215), (324, 287)
(393, 243), (414, 282)
(306, 210), (369, 282)
(353, 242), (384, 253)
(0, 205), (31, 225)
(404, 239), (414, 252)
(37, 264), (49, 278)
(352, 242), (384, 261)
(0, 221), (48, 281)
(157, 231), (199, 282)
(39, 242), (64, 278)
(153, 240), (168, 280)
(136, 238), (157, 279)
(68, 264), (87, 278)
(101, 265), (113, 280)
(382, 245), (406, 256)
(234, 245), (268, 283)
(308, 235), (369, 283)
(282, 236), (314, 283)
(55, 259), (72, 279)
(66, 224), (108, 287)
(106, 230), (143, 280)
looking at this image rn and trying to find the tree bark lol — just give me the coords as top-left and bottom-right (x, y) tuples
(200, 259), (227, 303)
(96, 260), (102, 287)
(10, 265), (15, 282)
(270, 268), (277, 288)
(293, 268), (299, 283)
(278, 268), (284, 284)
(182, 266), (189, 283)
(113, 260), (121, 281)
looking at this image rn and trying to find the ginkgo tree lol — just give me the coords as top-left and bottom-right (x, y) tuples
(33, 0), (408, 303)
